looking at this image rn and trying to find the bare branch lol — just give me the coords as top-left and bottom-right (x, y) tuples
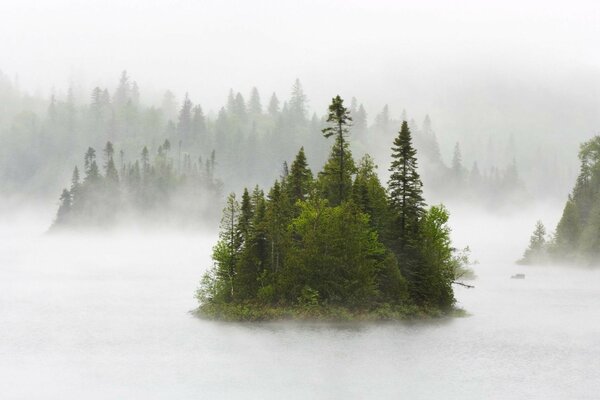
(452, 281), (475, 289)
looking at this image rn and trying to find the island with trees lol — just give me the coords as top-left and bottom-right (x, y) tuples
(519, 135), (600, 265)
(196, 96), (472, 321)
(51, 139), (222, 229)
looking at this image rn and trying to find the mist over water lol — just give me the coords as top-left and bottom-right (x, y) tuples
(2, 1), (599, 398)
(2, 203), (599, 400)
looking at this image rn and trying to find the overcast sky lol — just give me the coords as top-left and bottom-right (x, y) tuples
(1, 0), (599, 147)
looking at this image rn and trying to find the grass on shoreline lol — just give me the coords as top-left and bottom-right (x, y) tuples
(194, 302), (467, 322)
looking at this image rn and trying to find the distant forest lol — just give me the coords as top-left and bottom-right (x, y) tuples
(0, 70), (572, 213)
(520, 136), (600, 265)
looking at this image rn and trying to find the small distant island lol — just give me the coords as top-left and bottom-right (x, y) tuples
(196, 96), (472, 321)
(51, 140), (222, 229)
(519, 136), (600, 265)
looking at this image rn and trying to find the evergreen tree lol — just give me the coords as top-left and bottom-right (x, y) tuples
(70, 166), (81, 206)
(178, 93), (193, 141)
(388, 121), (425, 249)
(249, 87), (262, 115)
(268, 93), (280, 116)
(352, 155), (390, 234)
(238, 188), (253, 245)
(519, 221), (548, 264)
(287, 147), (313, 205)
(451, 142), (464, 183)
(320, 95), (353, 204)
(289, 79), (307, 123)
(55, 189), (72, 225)
(213, 193), (241, 299)
(83, 147), (100, 183)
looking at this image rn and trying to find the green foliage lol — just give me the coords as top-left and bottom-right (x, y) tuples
(417, 205), (456, 309)
(282, 200), (384, 306)
(319, 96), (355, 205)
(388, 121), (425, 253)
(197, 98), (464, 320)
(287, 147), (313, 206)
(528, 136), (600, 265)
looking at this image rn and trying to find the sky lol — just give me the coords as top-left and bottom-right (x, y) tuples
(1, 0), (599, 148)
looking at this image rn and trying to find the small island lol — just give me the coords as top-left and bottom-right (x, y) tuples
(196, 96), (471, 321)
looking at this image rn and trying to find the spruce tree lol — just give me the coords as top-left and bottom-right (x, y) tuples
(519, 221), (548, 264)
(249, 87), (262, 115)
(351, 155), (390, 233)
(320, 95), (353, 205)
(388, 121), (425, 251)
(451, 142), (464, 184)
(289, 79), (307, 123)
(69, 166), (81, 208)
(83, 147), (100, 183)
(55, 189), (72, 225)
(287, 147), (313, 205)
(177, 93), (193, 140)
(238, 188), (253, 245)
(268, 93), (280, 116)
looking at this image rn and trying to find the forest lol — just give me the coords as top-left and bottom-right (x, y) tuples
(0, 70), (558, 216)
(520, 135), (600, 266)
(196, 96), (470, 321)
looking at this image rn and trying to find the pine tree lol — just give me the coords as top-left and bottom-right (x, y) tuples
(321, 95), (353, 205)
(289, 79), (307, 123)
(83, 147), (100, 183)
(114, 70), (130, 109)
(103, 141), (114, 168)
(238, 188), (253, 245)
(268, 93), (280, 116)
(234, 92), (247, 122)
(265, 181), (291, 273)
(375, 105), (390, 132)
(55, 189), (72, 225)
(178, 93), (193, 141)
(70, 166), (81, 207)
(141, 146), (150, 174)
(287, 147), (313, 205)
(519, 221), (548, 264)
(388, 121), (425, 251)
(451, 142), (464, 183)
(249, 87), (262, 115)
(352, 154), (390, 233)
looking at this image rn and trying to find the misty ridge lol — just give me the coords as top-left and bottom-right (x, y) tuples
(0, 69), (580, 231)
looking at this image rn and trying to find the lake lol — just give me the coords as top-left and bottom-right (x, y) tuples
(1, 206), (599, 399)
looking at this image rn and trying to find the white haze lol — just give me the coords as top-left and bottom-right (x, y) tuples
(1, 0), (599, 149)
(2, 205), (600, 399)
(2, 1), (600, 398)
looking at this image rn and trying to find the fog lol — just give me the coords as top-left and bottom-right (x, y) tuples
(2, 1), (600, 398)
(2, 205), (600, 399)
(2, 1), (599, 139)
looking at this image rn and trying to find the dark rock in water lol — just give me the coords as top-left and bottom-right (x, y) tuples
(511, 273), (526, 279)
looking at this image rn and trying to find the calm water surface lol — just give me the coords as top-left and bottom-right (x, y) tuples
(1, 208), (599, 399)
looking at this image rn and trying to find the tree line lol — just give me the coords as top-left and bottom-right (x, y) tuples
(520, 135), (600, 265)
(0, 70), (537, 210)
(52, 139), (221, 229)
(197, 96), (470, 319)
